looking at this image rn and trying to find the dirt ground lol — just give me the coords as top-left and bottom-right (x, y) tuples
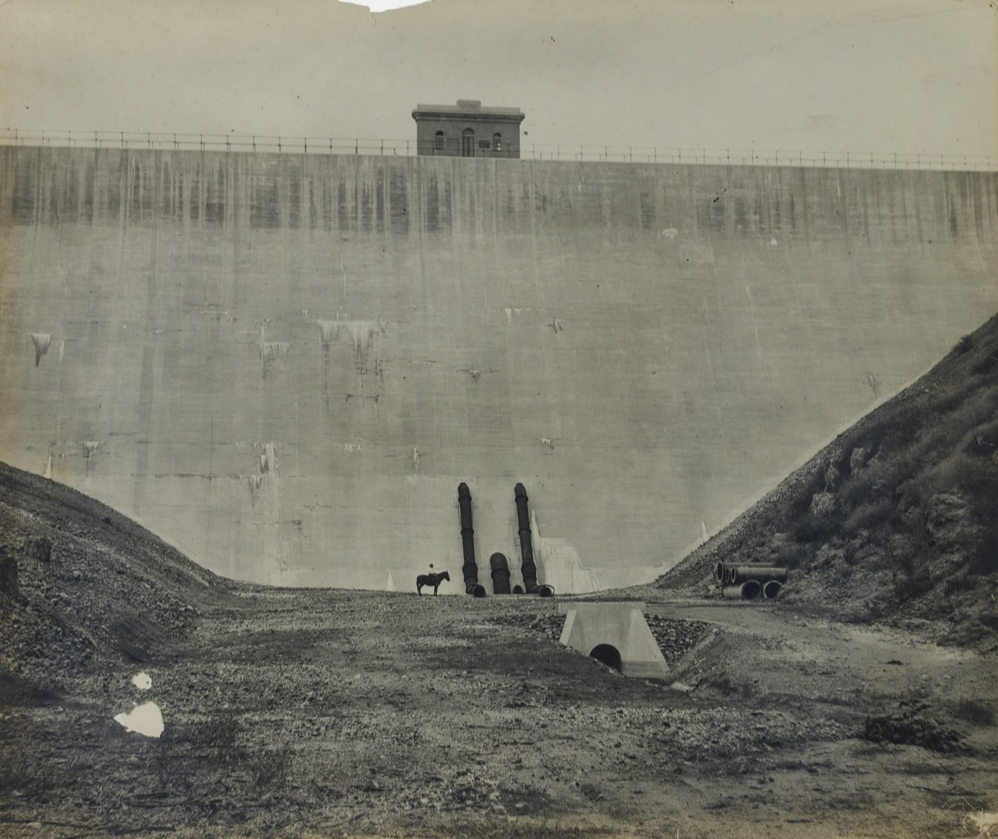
(3, 581), (997, 839)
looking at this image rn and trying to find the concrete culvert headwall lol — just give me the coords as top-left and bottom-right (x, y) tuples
(559, 602), (669, 678)
(589, 644), (623, 672)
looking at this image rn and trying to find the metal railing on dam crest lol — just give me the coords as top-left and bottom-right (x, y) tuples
(2, 128), (995, 172)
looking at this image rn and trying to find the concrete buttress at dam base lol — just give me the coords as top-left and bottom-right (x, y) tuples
(0, 147), (995, 590)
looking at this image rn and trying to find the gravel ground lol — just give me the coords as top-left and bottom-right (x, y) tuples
(2, 462), (998, 838)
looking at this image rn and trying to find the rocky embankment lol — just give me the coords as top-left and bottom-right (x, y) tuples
(657, 316), (998, 651)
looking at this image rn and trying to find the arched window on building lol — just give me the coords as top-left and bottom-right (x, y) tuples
(493, 133), (503, 153)
(462, 128), (475, 157)
(434, 131), (445, 151)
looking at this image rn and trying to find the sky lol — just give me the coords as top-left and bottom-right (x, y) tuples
(1, 0), (996, 161)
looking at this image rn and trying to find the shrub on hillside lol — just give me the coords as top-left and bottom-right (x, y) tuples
(770, 537), (812, 570)
(886, 530), (931, 588)
(793, 492), (841, 544)
(782, 468), (828, 527)
(838, 458), (895, 509)
(842, 496), (892, 539)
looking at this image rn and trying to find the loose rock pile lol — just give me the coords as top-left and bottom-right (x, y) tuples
(643, 616), (712, 664)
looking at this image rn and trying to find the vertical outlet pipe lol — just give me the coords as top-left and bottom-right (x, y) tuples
(514, 483), (538, 593)
(490, 552), (512, 595)
(458, 483), (485, 597)
(513, 483), (554, 596)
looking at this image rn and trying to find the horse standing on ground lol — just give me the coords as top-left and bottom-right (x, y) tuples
(416, 570), (450, 595)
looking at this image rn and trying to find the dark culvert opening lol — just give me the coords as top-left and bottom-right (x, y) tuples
(589, 644), (622, 672)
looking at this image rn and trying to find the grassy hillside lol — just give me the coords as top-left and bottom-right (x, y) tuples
(657, 312), (998, 648)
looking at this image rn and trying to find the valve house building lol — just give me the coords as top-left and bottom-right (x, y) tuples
(412, 100), (526, 158)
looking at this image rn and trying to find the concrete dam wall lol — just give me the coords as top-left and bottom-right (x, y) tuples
(1, 146), (995, 591)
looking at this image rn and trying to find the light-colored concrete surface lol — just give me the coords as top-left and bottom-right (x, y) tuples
(558, 601), (669, 677)
(1, 148), (995, 589)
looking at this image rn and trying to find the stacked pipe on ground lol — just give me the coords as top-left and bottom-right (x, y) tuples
(458, 483), (486, 597)
(722, 579), (762, 600)
(715, 562), (787, 600)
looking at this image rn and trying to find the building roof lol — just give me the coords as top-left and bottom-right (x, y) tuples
(412, 100), (525, 121)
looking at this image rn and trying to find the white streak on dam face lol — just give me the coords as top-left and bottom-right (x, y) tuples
(247, 474), (264, 506)
(262, 443), (278, 476)
(333, 319), (386, 350)
(30, 333), (51, 367)
(316, 319), (337, 348)
(258, 327), (292, 379)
